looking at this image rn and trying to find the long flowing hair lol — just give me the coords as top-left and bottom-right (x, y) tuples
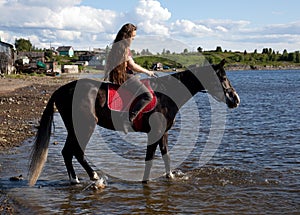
(105, 23), (137, 85)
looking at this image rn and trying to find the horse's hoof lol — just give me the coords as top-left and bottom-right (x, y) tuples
(166, 172), (174, 179)
(9, 174), (23, 181)
(90, 171), (100, 181)
(91, 178), (106, 190)
(142, 180), (149, 184)
(70, 176), (80, 185)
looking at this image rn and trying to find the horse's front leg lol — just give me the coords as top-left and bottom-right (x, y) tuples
(142, 142), (157, 183)
(159, 132), (174, 179)
(143, 132), (173, 183)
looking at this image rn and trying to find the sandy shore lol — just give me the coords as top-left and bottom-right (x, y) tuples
(0, 75), (77, 214)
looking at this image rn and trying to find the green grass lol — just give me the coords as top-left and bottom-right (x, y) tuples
(133, 52), (300, 70)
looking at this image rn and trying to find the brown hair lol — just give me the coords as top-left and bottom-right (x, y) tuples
(105, 23), (137, 85)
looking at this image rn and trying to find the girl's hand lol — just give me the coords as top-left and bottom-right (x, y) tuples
(147, 70), (156, 77)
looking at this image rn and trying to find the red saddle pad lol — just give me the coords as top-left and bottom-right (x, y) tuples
(107, 79), (157, 113)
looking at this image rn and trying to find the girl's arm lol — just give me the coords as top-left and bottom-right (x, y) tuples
(127, 57), (155, 76)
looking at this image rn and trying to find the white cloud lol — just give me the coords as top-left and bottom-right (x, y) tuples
(0, 30), (10, 42)
(0, 0), (118, 49)
(214, 25), (228, 32)
(261, 22), (300, 35)
(56, 30), (81, 41)
(133, 0), (171, 36)
(135, 0), (171, 22)
(0, 0), (299, 52)
(201, 19), (250, 30)
(172, 19), (212, 37)
(11, 0), (82, 10)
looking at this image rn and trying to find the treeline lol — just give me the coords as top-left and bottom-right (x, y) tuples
(14, 38), (300, 69)
(260, 48), (300, 63)
(201, 47), (300, 67)
(136, 46), (300, 63)
(133, 46), (300, 69)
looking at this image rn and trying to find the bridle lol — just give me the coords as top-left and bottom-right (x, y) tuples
(214, 65), (240, 108)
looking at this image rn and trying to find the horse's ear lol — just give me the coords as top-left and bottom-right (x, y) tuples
(219, 59), (226, 68)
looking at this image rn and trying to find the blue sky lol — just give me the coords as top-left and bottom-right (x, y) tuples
(0, 0), (299, 53)
(89, 0), (298, 25)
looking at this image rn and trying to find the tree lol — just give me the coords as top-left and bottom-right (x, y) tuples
(197, 46), (203, 53)
(262, 48), (268, 54)
(131, 49), (136, 56)
(280, 49), (288, 61)
(215, 46), (222, 52)
(287, 52), (294, 61)
(295, 51), (300, 63)
(15, 38), (33, 52)
(44, 49), (53, 60)
(268, 48), (273, 55)
(141, 49), (152, 55)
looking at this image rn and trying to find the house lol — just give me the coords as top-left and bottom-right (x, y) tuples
(152, 62), (163, 71)
(78, 52), (106, 67)
(17, 51), (45, 64)
(0, 40), (15, 74)
(57, 46), (74, 57)
(86, 55), (104, 67)
(62, 65), (79, 73)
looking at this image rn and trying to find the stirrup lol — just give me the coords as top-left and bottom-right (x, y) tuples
(123, 120), (133, 134)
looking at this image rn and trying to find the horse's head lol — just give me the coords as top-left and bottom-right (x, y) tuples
(212, 59), (240, 108)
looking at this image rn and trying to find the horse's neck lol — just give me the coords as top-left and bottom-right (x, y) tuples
(171, 69), (204, 95)
(151, 70), (205, 109)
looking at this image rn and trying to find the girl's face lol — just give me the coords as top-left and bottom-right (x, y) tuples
(130, 30), (136, 43)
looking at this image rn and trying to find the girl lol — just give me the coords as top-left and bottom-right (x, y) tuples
(105, 23), (155, 133)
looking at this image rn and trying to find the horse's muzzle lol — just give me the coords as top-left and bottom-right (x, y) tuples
(225, 90), (240, 109)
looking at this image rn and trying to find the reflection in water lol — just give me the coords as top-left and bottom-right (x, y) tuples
(0, 70), (299, 214)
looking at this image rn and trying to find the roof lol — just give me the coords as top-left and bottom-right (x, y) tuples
(0, 41), (14, 48)
(57, 46), (73, 52)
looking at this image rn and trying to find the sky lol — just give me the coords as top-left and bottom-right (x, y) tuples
(0, 0), (299, 53)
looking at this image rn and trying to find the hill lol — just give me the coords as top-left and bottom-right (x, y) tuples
(133, 50), (300, 71)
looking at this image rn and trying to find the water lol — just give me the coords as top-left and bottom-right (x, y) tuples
(0, 70), (299, 214)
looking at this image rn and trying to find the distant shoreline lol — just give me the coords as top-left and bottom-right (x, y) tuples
(225, 64), (300, 71)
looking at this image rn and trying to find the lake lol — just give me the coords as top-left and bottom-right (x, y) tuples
(0, 69), (299, 214)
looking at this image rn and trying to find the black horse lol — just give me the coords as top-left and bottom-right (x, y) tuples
(28, 59), (240, 186)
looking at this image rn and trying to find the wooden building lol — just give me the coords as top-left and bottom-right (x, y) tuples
(0, 41), (15, 74)
(57, 46), (74, 57)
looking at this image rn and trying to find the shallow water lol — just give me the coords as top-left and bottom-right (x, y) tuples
(0, 70), (299, 214)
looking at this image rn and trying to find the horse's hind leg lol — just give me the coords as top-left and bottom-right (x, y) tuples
(61, 82), (101, 184)
(62, 135), (80, 184)
(62, 128), (99, 184)
(72, 108), (100, 181)
(73, 142), (99, 181)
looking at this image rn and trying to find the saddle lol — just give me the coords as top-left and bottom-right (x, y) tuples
(107, 79), (157, 113)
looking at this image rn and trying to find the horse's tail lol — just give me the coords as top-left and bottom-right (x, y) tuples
(28, 92), (56, 186)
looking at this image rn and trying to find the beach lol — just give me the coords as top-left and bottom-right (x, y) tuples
(0, 75), (76, 214)
(0, 70), (299, 214)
